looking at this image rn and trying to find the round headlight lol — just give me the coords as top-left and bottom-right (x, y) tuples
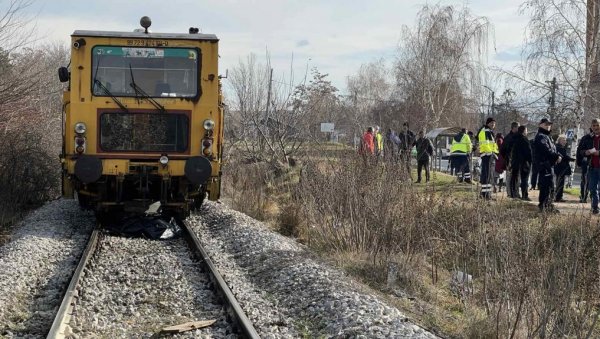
(203, 119), (215, 130)
(75, 122), (87, 134)
(159, 155), (169, 165)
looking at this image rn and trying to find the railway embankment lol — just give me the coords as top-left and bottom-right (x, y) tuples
(188, 201), (438, 338)
(0, 199), (95, 337)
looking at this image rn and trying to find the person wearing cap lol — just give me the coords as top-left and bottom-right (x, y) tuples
(450, 128), (473, 183)
(501, 121), (521, 198)
(577, 119), (600, 213)
(533, 118), (562, 213)
(477, 117), (499, 199)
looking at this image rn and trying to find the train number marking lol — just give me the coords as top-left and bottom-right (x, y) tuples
(126, 39), (169, 47)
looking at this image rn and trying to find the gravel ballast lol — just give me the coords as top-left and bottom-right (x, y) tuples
(0, 198), (439, 338)
(69, 235), (235, 338)
(188, 201), (438, 338)
(0, 199), (95, 337)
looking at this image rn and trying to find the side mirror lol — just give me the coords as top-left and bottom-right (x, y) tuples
(58, 67), (69, 83)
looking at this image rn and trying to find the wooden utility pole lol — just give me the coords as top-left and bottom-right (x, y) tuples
(264, 68), (273, 145)
(265, 68), (273, 123)
(548, 77), (557, 115)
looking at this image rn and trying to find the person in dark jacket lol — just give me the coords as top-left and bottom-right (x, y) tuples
(575, 130), (592, 203)
(534, 118), (562, 212)
(578, 120), (600, 213)
(554, 135), (575, 202)
(414, 130), (434, 183)
(398, 122), (415, 173)
(501, 121), (520, 197)
(530, 139), (539, 190)
(510, 125), (532, 201)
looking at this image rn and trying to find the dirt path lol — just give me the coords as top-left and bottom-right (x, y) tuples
(493, 187), (590, 215)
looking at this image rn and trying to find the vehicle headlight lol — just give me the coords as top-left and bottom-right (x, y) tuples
(203, 119), (215, 130)
(159, 155), (169, 165)
(75, 122), (87, 134)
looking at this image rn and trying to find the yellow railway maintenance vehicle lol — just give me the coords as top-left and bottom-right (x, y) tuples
(58, 17), (223, 217)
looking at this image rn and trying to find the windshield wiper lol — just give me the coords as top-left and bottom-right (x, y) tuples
(93, 54), (129, 113)
(129, 64), (166, 113)
(94, 79), (129, 113)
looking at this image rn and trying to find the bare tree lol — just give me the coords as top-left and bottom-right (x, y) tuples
(226, 53), (311, 166)
(345, 59), (394, 135)
(0, 0), (36, 52)
(497, 0), (594, 131)
(0, 1), (69, 211)
(292, 68), (341, 141)
(395, 4), (492, 129)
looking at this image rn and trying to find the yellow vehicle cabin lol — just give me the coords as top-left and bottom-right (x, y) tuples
(58, 17), (223, 217)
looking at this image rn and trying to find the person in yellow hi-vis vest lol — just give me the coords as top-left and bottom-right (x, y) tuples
(478, 117), (499, 199)
(374, 126), (384, 158)
(449, 128), (472, 183)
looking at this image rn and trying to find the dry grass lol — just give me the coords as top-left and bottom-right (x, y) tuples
(223, 146), (600, 338)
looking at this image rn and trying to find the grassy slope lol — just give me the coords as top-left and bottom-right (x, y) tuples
(223, 145), (594, 338)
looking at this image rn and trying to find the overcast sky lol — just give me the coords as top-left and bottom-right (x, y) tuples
(21, 0), (527, 94)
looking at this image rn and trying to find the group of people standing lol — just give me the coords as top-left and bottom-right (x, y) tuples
(360, 123), (434, 182)
(477, 117), (600, 214)
(360, 117), (600, 215)
(476, 117), (578, 213)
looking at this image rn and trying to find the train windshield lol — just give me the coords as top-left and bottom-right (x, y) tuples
(99, 112), (189, 152)
(91, 46), (199, 98)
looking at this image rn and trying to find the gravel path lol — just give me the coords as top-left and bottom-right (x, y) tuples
(188, 201), (438, 338)
(69, 235), (235, 338)
(0, 199), (95, 337)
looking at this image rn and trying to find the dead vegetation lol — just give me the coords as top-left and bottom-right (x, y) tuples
(223, 151), (600, 338)
(0, 1), (68, 239)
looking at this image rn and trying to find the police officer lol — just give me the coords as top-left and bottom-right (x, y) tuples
(533, 118), (562, 212)
(478, 117), (499, 199)
(450, 128), (472, 183)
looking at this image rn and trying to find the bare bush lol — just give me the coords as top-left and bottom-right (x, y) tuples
(289, 153), (600, 337)
(0, 1), (68, 227)
(0, 130), (58, 208)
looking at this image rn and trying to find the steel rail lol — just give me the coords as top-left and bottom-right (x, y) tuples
(181, 220), (260, 339)
(47, 228), (100, 339)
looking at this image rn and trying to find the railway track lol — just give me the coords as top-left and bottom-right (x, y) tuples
(47, 218), (259, 338)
